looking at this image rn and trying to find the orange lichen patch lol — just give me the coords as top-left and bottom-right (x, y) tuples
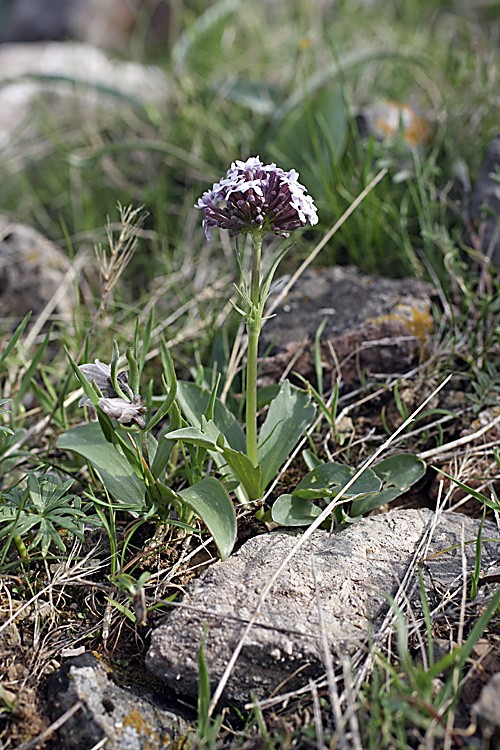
(120, 709), (189, 749)
(369, 299), (434, 348)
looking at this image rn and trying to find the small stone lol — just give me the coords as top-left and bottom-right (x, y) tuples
(47, 653), (191, 750)
(470, 135), (500, 266)
(0, 215), (76, 327)
(357, 101), (431, 147)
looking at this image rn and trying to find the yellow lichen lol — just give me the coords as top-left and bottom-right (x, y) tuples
(369, 300), (434, 349)
(122, 709), (159, 749)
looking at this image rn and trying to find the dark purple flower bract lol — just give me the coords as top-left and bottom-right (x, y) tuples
(195, 156), (318, 240)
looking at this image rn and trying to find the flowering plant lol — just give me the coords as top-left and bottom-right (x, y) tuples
(166, 157), (318, 502)
(56, 341), (236, 560)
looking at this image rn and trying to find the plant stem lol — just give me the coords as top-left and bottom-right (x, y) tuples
(13, 535), (28, 558)
(246, 233), (262, 467)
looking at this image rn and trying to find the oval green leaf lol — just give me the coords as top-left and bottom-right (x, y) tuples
(272, 494), (323, 526)
(373, 454), (426, 488)
(294, 462), (381, 500)
(56, 422), (147, 507)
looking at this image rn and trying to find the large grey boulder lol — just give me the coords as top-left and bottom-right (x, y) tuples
(146, 509), (499, 706)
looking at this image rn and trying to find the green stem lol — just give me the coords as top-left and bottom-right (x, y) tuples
(13, 535), (28, 559)
(246, 233), (262, 467)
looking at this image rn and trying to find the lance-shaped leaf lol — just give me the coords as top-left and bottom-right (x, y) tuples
(56, 422), (147, 508)
(165, 421), (261, 501)
(177, 381), (246, 452)
(257, 380), (315, 490)
(178, 478), (237, 561)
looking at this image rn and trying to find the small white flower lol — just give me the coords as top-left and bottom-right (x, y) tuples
(98, 395), (147, 428)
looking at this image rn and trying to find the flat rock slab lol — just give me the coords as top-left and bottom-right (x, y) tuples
(147, 509), (499, 706)
(47, 653), (191, 750)
(259, 266), (434, 386)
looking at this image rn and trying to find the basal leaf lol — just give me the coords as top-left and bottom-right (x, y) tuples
(373, 454), (426, 488)
(56, 422), (147, 507)
(177, 381), (245, 452)
(272, 494), (322, 526)
(220, 446), (262, 502)
(293, 462), (381, 500)
(257, 380), (315, 490)
(350, 454), (426, 517)
(179, 477), (237, 560)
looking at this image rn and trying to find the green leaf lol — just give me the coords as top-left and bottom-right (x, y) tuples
(302, 449), (323, 471)
(293, 462), (381, 501)
(56, 422), (147, 507)
(272, 494), (322, 526)
(221, 446), (262, 502)
(271, 88), (347, 195)
(0, 312), (31, 366)
(165, 419), (221, 450)
(217, 79), (279, 116)
(151, 403), (183, 479)
(349, 487), (408, 517)
(126, 347), (140, 395)
(350, 454), (426, 517)
(178, 478), (236, 560)
(257, 380), (315, 489)
(177, 381), (246, 452)
(373, 454), (426, 487)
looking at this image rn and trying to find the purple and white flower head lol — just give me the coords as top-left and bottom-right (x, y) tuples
(78, 359), (133, 407)
(195, 156), (318, 240)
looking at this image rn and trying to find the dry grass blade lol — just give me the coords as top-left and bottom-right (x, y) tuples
(418, 411), (500, 460)
(208, 374), (452, 715)
(311, 554), (347, 750)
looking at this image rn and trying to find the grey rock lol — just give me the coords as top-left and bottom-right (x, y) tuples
(146, 509), (499, 706)
(47, 653), (192, 750)
(0, 215), (75, 326)
(259, 266), (434, 387)
(470, 135), (500, 266)
(0, 0), (70, 42)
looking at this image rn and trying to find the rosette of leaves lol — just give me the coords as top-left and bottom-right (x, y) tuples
(0, 473), (98, 559)
(271, 453), (426, 526)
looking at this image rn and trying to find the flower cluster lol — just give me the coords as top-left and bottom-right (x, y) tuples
(78, 360), (147, 429)
(195, 156), (318, 240)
